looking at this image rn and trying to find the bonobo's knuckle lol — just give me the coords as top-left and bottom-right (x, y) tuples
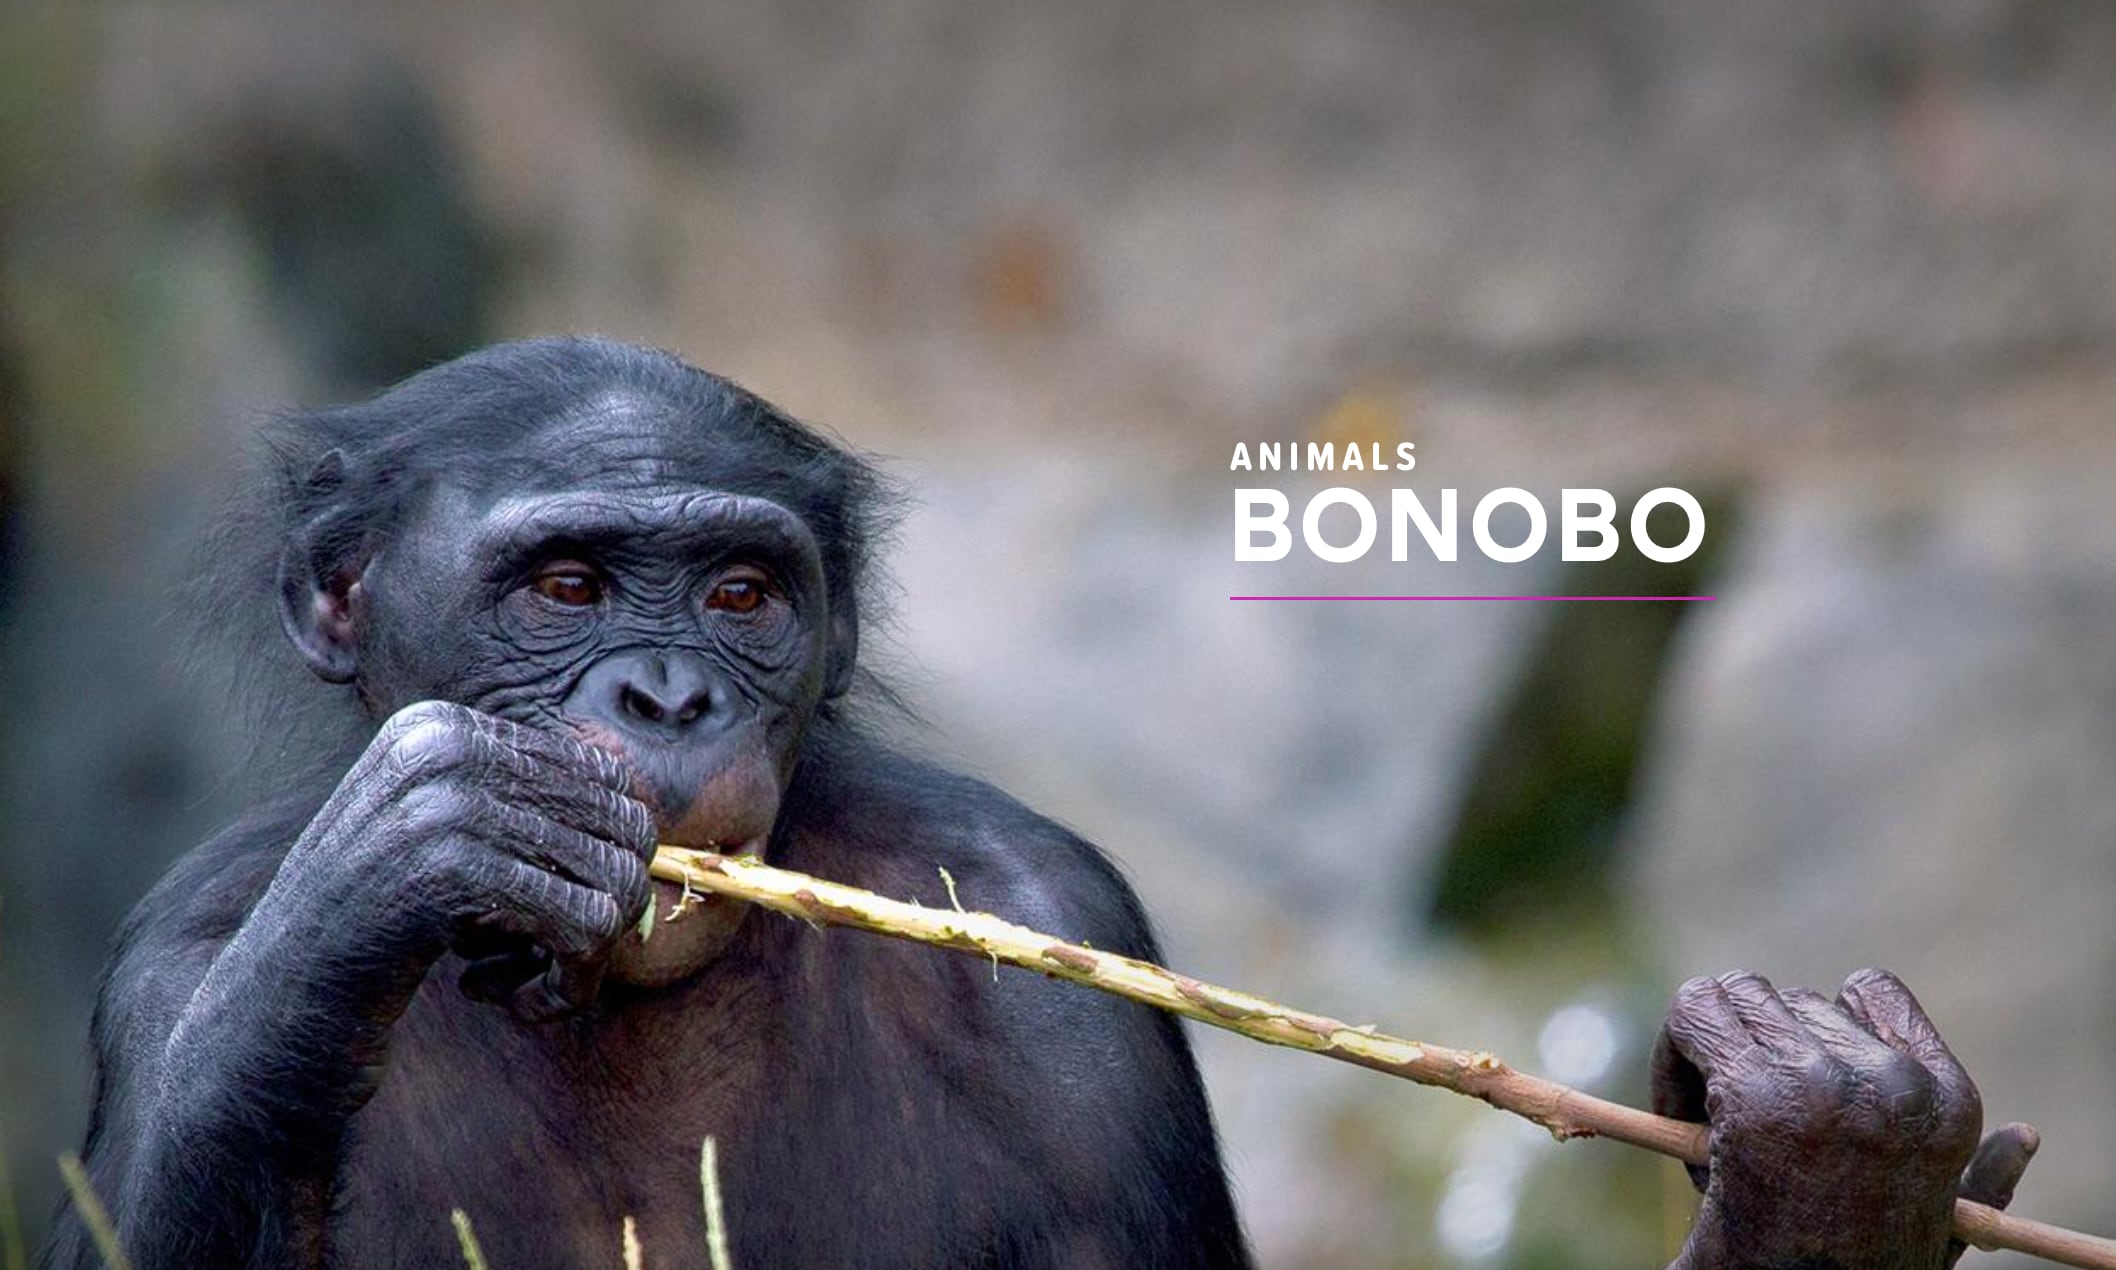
(1715, 968), (1767, 993)
(1668, 976), (1727, 1027)
(1672, 975), (1719, 1007)
(1786, 1051), (1853, 1115)
(1955, 1073), (1985, 1121)
(1832, 1082), (1902, 1145)
(381, 700), (467, 742)
(395, 781), (477, 840)
(1843, 967), (1923, 1020)
(1869, 1052), (1937, 1114)
(1939, 1077), (1986, 1149)
(1843, 966), (1904, 997)
(1799, 1048), (1849, 1092)
(384, 714), (475, 779)
(444, 854), (509, 907)
(547, 890), (618, 955)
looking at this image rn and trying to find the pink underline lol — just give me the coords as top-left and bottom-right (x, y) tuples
(1229, 595), (1716, 602)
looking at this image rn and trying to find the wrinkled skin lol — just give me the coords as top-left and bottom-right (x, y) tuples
(1656, 969), (2038, 1270)
(99, 703), (661, 1264)
(42, 339), (2032, 1269)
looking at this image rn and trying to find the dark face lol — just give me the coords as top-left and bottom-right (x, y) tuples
(299, 397), (853, 983)
(305, 394), (845, 863)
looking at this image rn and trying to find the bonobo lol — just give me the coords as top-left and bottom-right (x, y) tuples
(46, 339), (2031, 1267)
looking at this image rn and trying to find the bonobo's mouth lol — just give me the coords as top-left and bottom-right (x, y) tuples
(609, 830), (766, 988)
(568, 722), (780, 855)
(648, 831), (768, 903)
(567, 723), (777, 984)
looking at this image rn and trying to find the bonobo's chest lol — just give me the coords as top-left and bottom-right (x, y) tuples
(329, 966), (757, 1266)
(329, 944), (1019, 1268)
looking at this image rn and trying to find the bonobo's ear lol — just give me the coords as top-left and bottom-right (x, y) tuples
(275, 450), (366, 685)
(824, 598), (859, 699)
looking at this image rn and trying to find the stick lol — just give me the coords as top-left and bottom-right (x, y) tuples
(650, 847), (2116, 1269)
(700, 1137), (733, 1270)
(56, 1154), (131, 1270)
(450, 1210), (490, 1270)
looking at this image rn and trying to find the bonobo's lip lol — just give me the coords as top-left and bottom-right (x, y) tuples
(565, 723), (777, 853)
(647, 832), (769, 909)
(620, 834), (760, 985)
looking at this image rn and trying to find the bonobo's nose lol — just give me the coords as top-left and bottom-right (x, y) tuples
(568, 650), (729, 740)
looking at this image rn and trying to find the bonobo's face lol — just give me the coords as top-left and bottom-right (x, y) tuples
(345, 396), (846, 981)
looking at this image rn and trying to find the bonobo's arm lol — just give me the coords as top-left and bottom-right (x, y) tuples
(1656, 969), (2038, 1270)
(45, 703), (655, 1270)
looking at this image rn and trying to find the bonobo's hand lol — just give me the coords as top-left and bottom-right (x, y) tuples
(276, 700), (657, 1022)
(1655, 970), (2038, 1270)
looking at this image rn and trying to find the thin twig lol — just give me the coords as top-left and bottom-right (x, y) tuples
(451, 1208), (491, 1270)
(651, 846), (2116, 1270)
(700, 1137), (732, 1270)
(56, 1154), (131, 1270)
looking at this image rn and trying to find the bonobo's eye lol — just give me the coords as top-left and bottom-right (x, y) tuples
(705, 568), (770, 615)
(530, 561), (603, 607)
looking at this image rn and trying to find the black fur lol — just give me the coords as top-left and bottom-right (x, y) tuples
(45, 338), (1251, 1269)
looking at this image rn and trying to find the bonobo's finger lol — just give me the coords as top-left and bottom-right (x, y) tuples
(457, 866), (623, 1020)
(1835, 970), (1948, 1057)
(1837, 969), (1981, 1135)
(1660, 975), (1761, 1080)
(507, 778), (657, 859)
(475, 737), (639, 827)
(396, 711), (606, 805)
(472, 728), (656, 857)
(1649, 1026), (1714, 1194)
(478, 797), (650, 919)
(510, 955), (608, 1025)
(1649, 1028), (1708, 1123)
(471, 862), (624, 962)
(1651, 979), (1727, 1120)
(1780, 988), (1905, 1064)
(1960, 1123), (2039, 1210)
(459, 948), (547, 1005)
(465, 709), (634, 793)
(1715, 971), (1810, 1050)
(1946, 1124), (2041, 1268)
(1778, 989), (1945, 1126)
(1656, 975), (1765, 1193)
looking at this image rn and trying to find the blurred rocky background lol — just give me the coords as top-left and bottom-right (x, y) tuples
(3, 4), (2114, 1267)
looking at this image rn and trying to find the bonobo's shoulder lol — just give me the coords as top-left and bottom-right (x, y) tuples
(788, 731), (1161, 959)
